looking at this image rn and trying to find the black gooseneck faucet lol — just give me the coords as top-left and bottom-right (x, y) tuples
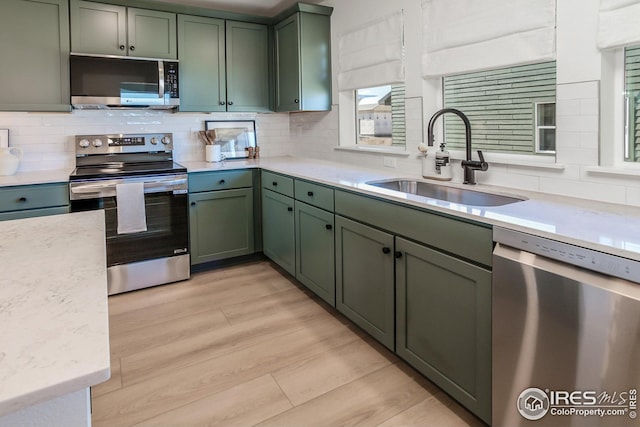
(427, 108), (488, 185)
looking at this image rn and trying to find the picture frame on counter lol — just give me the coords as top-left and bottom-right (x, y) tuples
(205, 120), (257, 159)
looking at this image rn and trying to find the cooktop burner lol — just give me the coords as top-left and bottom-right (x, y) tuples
(70, 161), (187, 181)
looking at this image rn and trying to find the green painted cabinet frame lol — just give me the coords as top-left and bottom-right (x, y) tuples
(395, 237), (491, 424)
(274, 12), (331, 112)
(262, 188), (295, 275)
(71, 0), (177, 59)
(335, 215), (395, 350)
(0, 0), (70, 111)
(0, 182), (69, 220)
(295, 201), (335, 306)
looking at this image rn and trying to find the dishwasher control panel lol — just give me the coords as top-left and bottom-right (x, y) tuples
(494, 227), (640, 284)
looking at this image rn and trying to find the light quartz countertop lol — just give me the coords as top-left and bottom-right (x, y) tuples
(0, 210), (110, 417)
(0, 169), (72, 187)
(184, 157), (640, 263)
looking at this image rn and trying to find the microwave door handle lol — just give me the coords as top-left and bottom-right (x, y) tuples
(158, 61), (165, 99)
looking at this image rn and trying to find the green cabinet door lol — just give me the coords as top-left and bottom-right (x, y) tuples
(70, 0), (126, 56)
(226, 21), (270, 112)
(295, 201), (335, 306)
(177, 14), (226, 112)
(189, 188), (254, 265)
(335, 215), (395, 350)
(0, 0), (70, 112)
(262, 189), (295, 275)
(274, 12), (331, 112)
(127, 7), (177, 59)
(70, 1), (176, 59)
(395, 237), (491, 424)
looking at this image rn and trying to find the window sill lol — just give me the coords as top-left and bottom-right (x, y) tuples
(448, 150), (565, 170)
(584, 166), (640, 178)
(334, 145), (411, 157)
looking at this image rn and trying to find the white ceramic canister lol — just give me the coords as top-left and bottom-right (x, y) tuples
(0, 147), (23, 176)
(205, 145), (225, 162)
(421, 147), (438, 178)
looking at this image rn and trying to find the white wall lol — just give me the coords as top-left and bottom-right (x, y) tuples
(0, 110), (291, 173)
(290, 0), (640, 206)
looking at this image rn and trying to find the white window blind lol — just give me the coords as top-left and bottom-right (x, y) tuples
(338, 11), (404, 91)
(421, 0), (556, 78)
(597, 0), (640, 49)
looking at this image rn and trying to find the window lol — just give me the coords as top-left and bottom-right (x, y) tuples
(356, 84), (406, 148)
(625, 45), (640, 162)
(443, 62), (556, 155)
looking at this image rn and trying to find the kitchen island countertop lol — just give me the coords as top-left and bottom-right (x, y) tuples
(0, 210), (110, 417)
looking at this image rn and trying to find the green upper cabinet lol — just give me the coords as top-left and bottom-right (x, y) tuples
(225, 21), (270, 112)
(0, 0), (70, 112)
(178, 16), (269, 112)
(70, 0), (177, 59)
(177, 15), (226, 112)
(274, 11), (331, 112)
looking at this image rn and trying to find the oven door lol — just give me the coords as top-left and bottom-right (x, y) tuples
(70, 174), (189, 267)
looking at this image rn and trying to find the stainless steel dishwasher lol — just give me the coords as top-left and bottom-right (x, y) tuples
(492, 227), (640, 427)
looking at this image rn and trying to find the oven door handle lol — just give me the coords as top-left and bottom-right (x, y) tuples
(70, 177), (188, 199)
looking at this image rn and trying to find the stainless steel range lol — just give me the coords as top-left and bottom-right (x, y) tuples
(69, 133), (189, 295)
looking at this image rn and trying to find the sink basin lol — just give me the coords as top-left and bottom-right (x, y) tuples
(365, 179), (525, 207)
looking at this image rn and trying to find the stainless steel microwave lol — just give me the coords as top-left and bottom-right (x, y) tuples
(70, 54), (179, 110)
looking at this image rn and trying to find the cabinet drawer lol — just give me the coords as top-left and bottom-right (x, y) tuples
(262, 171), (294, 197)
(0, 183), (69, 213)
(335, 190), (492, 267)
(189, 170), (253, 192)
(295, 180), (334, 211)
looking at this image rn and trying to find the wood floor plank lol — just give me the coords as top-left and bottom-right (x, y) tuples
(377, 392), (484, 427)
(91, 356), (121, 398)
(109, 308), (229, 358)
(119, 295), (332, 386)
(272, 338), (395, 406)
(132, 374), (293, 427)
(256, 363), (439, 427)
(92, 317), (358, 427)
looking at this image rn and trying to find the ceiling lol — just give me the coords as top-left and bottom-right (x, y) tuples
(145, 0), (326, 17)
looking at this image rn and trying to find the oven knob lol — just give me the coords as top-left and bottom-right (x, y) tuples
(79, 139), (90, 148)
(150, 137), (159, 145)
(161, 136), (171, 145)
(92, 139), (103, 147)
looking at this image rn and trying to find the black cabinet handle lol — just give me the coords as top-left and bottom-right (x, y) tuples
(325, 224), (332, 230)
(219, 101), (226, 106)
(190, 202), (196, 206)
(382, 247), (391, 254)
(395, 251), (403, 259)
(287, 206), (293, 212)
(129, 45), (135, 51)
(219, 179), (226, 184)
(307, 191), (314, 197)
(17, 197), (27, 203)
(228, 101), (234, 106)
(119, 45), (125, 50)
(294, 99), (299, 104)
(272, 181), (278, 186)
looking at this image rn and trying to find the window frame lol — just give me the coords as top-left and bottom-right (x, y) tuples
(534, 101), (556, 154)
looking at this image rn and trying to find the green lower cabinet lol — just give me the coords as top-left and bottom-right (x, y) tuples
(189, 188), (254, 265)
(295, 201), (335, 305)
(395, 237), (492, 424)
(335, 215), (395, 350)
(262, 189), (295, 275)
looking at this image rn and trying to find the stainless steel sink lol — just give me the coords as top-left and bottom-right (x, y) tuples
(365, 179), (525, 207)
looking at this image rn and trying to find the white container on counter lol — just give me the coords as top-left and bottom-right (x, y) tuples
(0, 147), (22, 176)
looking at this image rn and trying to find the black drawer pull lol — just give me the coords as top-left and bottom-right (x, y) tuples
(190, 202), (196, 206)
(17, 197), (27, 203)
(119, 45), (125, 50)
(395, 251), (403, 259)
(382, 247), (391, 254)
(287, 206), (293, 212)
(325, 224), (332, 230)
(129, 45), (135, 51)
(307, 191), (314, 197)
(219, 179), (226, 184)
(272, 181), (278, 186)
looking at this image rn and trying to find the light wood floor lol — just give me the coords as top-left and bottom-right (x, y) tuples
(91, 260), (485, 427)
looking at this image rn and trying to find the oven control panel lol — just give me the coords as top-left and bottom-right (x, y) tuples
(75, 133), (173, 155)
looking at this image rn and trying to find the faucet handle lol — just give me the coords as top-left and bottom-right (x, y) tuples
(477, 150), (489, 171)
